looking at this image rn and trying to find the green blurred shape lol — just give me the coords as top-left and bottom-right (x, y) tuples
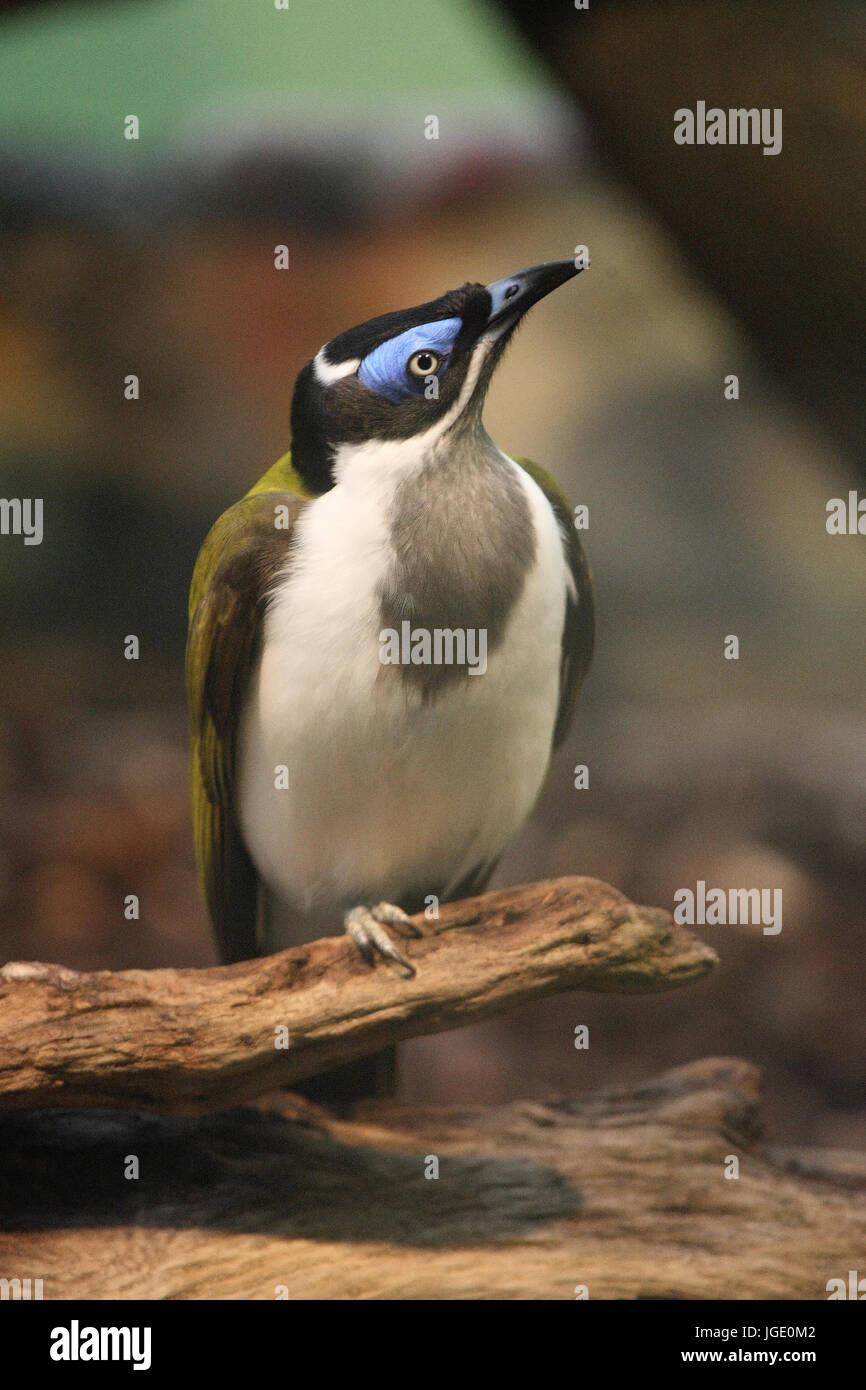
(0, 0), (549, 158)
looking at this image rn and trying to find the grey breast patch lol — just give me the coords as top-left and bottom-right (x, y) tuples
(378, 430), (536, 697)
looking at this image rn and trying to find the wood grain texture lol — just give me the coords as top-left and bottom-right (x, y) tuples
(1, 1057), (862, 1299)
(0, 876), (716, 1115)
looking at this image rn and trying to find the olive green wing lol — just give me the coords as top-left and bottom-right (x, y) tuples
(515, 456), (594, 751)
(186, 483), (307, 963)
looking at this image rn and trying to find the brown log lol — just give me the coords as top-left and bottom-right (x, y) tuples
(0, 876), (715, 1116)
(1, 1057), (861, 1299)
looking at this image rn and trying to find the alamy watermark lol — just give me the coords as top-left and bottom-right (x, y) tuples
(1, 1276), (43, 1299)
(675, 103), (782, 156)
(674, 880), (782, 935)
(379, 622), (487, 675)
(0, 497), (42, 545)
(50, 1320), (151, 1370)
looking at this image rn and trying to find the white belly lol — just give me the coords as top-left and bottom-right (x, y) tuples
(237, 459), (568, 948)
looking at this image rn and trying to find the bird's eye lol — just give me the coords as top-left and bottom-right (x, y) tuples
(406, 349), (442, 379)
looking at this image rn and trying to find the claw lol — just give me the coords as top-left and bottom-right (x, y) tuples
(345, 909), (376, 967)
(344, 905), (417, 978)
(371, 902), (423, 937)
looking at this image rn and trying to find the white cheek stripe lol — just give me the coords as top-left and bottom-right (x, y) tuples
(313, 348), (360, 384)
(447, 337), (491, 422)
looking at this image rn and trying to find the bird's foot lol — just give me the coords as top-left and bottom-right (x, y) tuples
(344, 902), (422, 978)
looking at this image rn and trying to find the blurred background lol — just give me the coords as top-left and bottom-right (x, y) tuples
(0, 0), (863, 1148)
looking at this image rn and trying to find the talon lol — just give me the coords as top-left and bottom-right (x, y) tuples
(366, 920), (415, 976)
(345, 909), (376, 967)
(372, 902), (423, 937)
(344, 905), (417, 977)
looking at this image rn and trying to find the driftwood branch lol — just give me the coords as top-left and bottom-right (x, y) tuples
(1, 1057), (862, 1299)
(0, 876), (715, 1116)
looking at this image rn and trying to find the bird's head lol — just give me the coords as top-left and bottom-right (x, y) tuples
(290, 258), (586, 491)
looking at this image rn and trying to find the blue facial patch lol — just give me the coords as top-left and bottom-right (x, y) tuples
(357, 317), (462, 402)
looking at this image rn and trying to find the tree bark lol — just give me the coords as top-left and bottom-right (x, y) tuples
(1, 1057), (862, 1299)
(0, 876), (715, 1115)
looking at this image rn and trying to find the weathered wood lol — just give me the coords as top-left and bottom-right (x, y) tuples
(0, 876), (715, 1115)
(0, 1057), (861, 1299)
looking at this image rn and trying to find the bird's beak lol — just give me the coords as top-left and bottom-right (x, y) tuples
(483, 258), (587, 340)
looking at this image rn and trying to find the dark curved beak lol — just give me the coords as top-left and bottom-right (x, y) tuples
(484, 257), (587, 339)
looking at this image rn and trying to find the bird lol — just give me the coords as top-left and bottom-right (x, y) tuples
(187, 258), (594, 1100)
